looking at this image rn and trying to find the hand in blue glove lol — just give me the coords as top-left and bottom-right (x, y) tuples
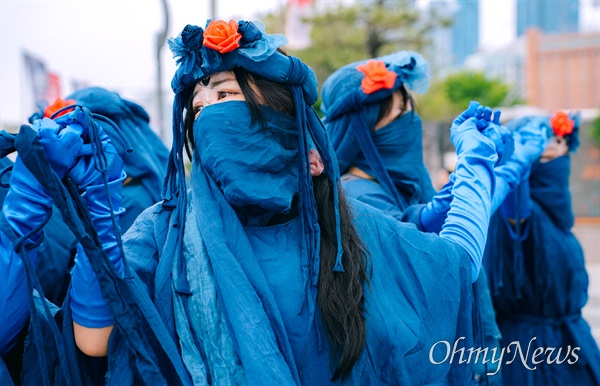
(441, 102), (499, 282)
(420, 102), (498, 234)
(482, 110), (514, 167)
(33, 117), (83, 179)
(0, 156), (53, 355)
(37, 108), (125, 328)
(492, 118), (549, 213)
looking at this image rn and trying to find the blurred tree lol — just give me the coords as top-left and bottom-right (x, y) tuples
(419, 71), (511, 121)
(260, 0), (451, 94)
(590, 111), (600, 146)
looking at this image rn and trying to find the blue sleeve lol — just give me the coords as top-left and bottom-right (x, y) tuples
(0, 231), (36, 356)
(121, 203), (165, 296)
(342, 179), (404, 221)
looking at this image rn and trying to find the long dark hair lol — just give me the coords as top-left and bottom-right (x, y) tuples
(376, 84), (413, 124)
(184, 68), (371, 380)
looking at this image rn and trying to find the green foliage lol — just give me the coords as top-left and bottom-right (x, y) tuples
(590, 112), (600, 146)
(419, 71), (511, 121)
(416, 81), (458, 121)
(444, 71), (509, 109)
(259, 1), (451, 92)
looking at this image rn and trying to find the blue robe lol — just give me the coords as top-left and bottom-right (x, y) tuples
(104, 191), (474, 385)
(341, 174), (503, 385)
(484, 157), (600, 385)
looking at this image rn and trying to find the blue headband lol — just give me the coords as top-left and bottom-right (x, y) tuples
(321, 51), (429, 120)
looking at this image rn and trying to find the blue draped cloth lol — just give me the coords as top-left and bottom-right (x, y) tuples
(484, 156), (600, 385)
(106, 190), (474, 385)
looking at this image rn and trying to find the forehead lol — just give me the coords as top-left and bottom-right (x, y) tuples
(193, 71), (239, 95)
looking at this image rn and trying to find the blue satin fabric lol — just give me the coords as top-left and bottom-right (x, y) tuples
(485, 154), (600, 385)
(67, 87), (168, 207)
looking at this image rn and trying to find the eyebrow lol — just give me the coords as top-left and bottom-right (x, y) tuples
(192, 76), (237, 99)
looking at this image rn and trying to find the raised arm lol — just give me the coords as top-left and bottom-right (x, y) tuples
(415, 112), (547, 234)
(35, 111), (125, 357)
(0, 155), (54, 355)
(436, 102), (505, 282)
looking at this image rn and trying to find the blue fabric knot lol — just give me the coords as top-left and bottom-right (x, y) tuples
(286, 56), (308, 87)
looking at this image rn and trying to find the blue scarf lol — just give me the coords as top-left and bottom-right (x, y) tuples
(530, 155), (574, 231)
(350, 111), (436, 206)
(196, 102), (299, 224)
(321, 51), (433, 208)
(190, 102), (309, 384)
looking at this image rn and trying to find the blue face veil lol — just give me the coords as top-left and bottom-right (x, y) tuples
(320, 51), (436, 207)
(165, 20), (345, 384)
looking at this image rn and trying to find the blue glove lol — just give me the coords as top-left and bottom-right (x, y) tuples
(37, 111), (125, 328)
(492, 119), (548, 213)
(419, 173), (455, 233)
(33, 117), (83, 179)
(0, 156), (53, 355)
(440, 102), (499, 282)
(482, 110), (514, 167)
(420, 102), (512, 233)
(2, 156), (53, 248)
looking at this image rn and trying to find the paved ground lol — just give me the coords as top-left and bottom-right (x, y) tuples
(574, 223), (600, 344)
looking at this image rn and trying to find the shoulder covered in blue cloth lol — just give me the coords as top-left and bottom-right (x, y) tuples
(345, 198), (474, 385)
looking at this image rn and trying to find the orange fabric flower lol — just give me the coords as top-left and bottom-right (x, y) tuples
(43, 97), (76, 118)
(203, 20), (242, 54)
(550, 111), (574, 137)
(356, 60), (397, 95)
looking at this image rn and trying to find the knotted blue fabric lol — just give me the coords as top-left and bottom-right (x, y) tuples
(66, 87), (169, 230)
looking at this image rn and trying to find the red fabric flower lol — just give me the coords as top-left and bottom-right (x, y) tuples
(550, 111), (574, 137)
(356, 60), (397, 95)
(203, 20), (242, 54)
(43, 98), (76, 118)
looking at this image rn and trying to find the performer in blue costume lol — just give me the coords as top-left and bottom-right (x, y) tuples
(320, 52), (521, 384)
(27, 89), (168, 306)
(484, 112), (600, 385)
(0, 89), (168, 385)
(3, 19), (504, 385)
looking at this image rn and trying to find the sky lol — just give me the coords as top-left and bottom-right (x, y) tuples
(1, 0), (598, 130)
(0, 0), (282, 127)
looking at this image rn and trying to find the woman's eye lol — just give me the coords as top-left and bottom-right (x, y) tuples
(218, 90), (239, 100)
(193, 105), (203, 117)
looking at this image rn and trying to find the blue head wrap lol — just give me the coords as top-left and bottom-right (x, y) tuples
(166, 20), (345, 383)
(66, 87), (169, 205)
(320, 51), (435, 207)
